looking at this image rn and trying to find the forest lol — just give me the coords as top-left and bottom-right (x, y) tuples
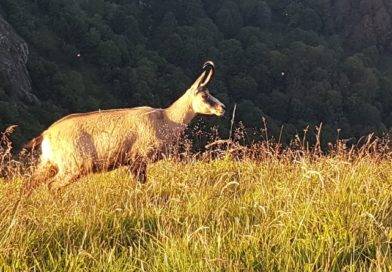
(1, 0), (392, 146)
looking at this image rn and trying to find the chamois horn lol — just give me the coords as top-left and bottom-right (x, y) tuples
(200, 61), (215, 87)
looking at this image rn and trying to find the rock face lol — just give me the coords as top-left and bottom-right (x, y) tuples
(0, 15), (37, 104)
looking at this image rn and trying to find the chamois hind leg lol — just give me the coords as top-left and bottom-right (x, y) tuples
(128, 159), (147, 183)
(48, 168), (83, 193)
(24, 161), (58, 194)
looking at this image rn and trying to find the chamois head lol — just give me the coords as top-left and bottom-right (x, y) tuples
(189, 61), (226, 116)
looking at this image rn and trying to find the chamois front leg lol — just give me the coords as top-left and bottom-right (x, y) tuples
(128, 159), (147, 183)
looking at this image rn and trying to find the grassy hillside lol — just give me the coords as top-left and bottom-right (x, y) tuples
(1, 155), (392, 271)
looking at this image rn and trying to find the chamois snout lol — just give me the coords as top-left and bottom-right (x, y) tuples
(215, 102), (225, 116)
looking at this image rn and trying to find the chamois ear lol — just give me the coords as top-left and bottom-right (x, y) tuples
(190, 61), (215, 90)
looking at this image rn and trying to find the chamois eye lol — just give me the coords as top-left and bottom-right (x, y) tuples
(202, 93), (208, 99)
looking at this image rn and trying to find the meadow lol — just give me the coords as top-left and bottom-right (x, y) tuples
(1, 130), (392, 271)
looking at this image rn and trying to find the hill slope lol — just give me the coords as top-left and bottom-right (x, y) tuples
(1, 157), (392, 270)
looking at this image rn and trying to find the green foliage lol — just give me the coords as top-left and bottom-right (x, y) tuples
(1, 0), (392, 145)
(96, 40), (122, 66)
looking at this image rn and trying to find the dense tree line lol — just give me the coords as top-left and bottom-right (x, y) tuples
(1, 0), (392, 146)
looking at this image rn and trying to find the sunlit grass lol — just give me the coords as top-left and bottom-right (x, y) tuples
(1, 156), (392, 271)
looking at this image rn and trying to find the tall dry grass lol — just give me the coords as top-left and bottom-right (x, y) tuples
(0, 125), (392, 271)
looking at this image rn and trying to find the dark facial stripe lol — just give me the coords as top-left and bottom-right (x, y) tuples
(206, 96), (218, 107)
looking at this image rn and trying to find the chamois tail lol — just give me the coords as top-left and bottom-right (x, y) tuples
(23, 134), (43, 151)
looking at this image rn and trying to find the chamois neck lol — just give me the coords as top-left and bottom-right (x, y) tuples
(164, 91), (196, 125)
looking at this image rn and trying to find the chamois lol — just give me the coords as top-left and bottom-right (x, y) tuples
(25, 61), (225, 191)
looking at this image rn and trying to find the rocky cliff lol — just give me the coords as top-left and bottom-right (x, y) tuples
(0, 15), (37, 104)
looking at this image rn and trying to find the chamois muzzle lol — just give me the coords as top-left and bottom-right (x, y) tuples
(215, 103), (226, 116)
